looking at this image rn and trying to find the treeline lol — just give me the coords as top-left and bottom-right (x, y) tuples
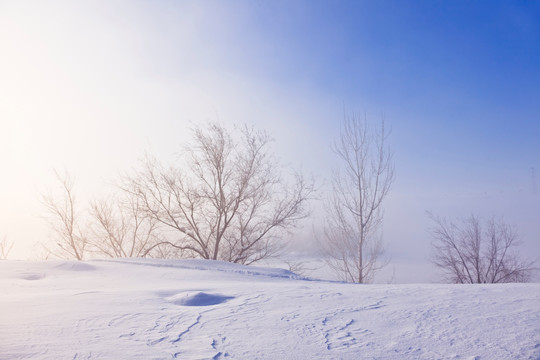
(40, 118), (536, 283)
(41, 123), (314, 265)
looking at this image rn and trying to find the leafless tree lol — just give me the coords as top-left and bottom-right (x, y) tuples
(319, 114), (394, 283)
(429, 213), (536, 283)
(122, 123), (314, 264)
(89, 195), (162, 258)
(40, 171), (88, 260)
(0, 235), (14, 260)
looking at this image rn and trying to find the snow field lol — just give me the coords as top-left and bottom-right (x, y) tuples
(1, 259), (539, 359)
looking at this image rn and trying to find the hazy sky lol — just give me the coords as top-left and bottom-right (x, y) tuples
(1, 1), (539, 282)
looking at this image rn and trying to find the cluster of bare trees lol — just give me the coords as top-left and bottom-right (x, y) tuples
(315, 114), (534, 284)
(40, 119), (534, 284)
(41, 171), (164, 260)
(316, 114), (534, 284)
(42, 123), (313, 264)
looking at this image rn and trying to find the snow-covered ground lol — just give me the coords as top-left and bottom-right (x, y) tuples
(1, 259), (539, 359)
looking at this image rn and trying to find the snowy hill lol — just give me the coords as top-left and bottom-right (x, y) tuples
(1, 259), (539, 359)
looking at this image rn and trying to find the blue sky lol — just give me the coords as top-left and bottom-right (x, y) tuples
(1, 1), (538, 281)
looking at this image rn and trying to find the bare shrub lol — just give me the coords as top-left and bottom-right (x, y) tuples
(429, 213), (535, 283)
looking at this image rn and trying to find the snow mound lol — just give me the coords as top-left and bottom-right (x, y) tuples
(170, 292), (234, 306)
(18, 272), (44, 280)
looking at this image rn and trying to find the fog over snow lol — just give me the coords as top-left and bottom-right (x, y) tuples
(2, 259), (539, 359)
(1, 2), (539, 284)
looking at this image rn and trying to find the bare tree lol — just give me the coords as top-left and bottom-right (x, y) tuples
(429, 213), (536, 283)
(41, 171), (88, 260)
(89, 194), (162, 258)
(0, 235), (14, 260)
(123, 123), (314, 264)
(319, 114), (394, 283)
